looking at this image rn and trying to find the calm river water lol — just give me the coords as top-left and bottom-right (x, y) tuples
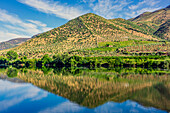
(0, 67), (169, 113)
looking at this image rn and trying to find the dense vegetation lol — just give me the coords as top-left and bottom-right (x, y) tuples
(0, 50), (169, 69)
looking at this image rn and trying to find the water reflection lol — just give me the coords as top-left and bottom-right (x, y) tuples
(0, 79), (48, 113)
(7, 68), (18, 78)
(0, 67), (169, 113)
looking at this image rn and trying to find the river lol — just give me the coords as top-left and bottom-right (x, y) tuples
(0, 67), (169, 113)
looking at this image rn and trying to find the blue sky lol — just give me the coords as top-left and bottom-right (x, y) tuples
(0, 0), (169, 42)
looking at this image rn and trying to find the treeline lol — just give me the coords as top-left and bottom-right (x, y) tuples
(0, 50), (169, 69)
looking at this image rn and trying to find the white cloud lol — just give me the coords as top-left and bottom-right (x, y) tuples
(81, 0), (87, 3)
(129, 0), (160, 10)
(28, 20), (47, 27)
(83, 0), (162, 19)
(125, 7), (161, 19)
(123, 0), (161, 19)
(81, 0), (161, 19)
(129, 0), (147, 10)
(0, 31), (29, 42)
(81, 0), (96, 3)
(136, 7), (161, 15)
(0, 9), (52, 42)
(83, 0), (131, 19)
(0, 9), (22, 24)
(144, 0), (160, 6)
(15, 0), (162, 21)
(18, 0), (87, 20)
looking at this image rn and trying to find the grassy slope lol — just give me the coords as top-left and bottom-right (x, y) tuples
(67, 40), (170, 57)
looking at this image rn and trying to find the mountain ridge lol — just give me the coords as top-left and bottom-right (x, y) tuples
(128, 5), (170, 25)
(0, 38), (30, 50)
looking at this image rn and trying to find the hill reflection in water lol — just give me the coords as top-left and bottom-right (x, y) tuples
(0, 67), (169, 113)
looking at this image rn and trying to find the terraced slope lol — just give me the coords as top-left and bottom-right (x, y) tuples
(110, 18), (157, 37)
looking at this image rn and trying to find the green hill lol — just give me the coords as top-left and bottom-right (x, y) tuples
(0, 6), (169, 58)
(0, 13), (162, 58)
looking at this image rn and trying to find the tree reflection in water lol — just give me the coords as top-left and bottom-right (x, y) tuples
(1, 67), (170, 112)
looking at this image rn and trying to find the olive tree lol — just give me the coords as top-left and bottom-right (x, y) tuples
(6, 50), (18, 60)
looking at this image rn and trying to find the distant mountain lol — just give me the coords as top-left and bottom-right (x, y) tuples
(129, 5), (170, 40)
(129, 5), (170, 25)
(0, 38), (30, 50)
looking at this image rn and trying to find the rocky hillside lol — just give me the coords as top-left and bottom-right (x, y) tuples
(129, 5), (170, 25)
(129, 5), (170, 40)
(0, 38), (30, 50)
(154, 20), (170, 40)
